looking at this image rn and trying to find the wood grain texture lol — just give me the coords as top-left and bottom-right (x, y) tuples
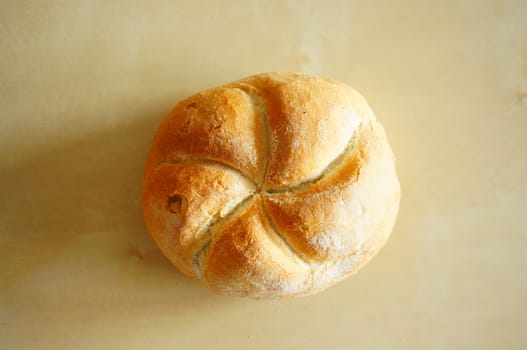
(1, 0), (526, 349)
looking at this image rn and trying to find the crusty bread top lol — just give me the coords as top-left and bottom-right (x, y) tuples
(143, 73), (400, 298)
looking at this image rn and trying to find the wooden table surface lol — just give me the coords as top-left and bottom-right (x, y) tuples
(1, 1), (526, 349)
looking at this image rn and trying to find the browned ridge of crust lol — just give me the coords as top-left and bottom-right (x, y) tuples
(142, 73), (400, 298)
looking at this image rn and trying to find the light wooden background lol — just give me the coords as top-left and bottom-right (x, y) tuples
(1, 1), (526, 349)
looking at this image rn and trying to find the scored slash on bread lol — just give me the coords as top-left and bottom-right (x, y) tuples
(142, 73), (400, 298)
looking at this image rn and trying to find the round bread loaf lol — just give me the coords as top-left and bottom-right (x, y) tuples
(142, 73), (400, 298)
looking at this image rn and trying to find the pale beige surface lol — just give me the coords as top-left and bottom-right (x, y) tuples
(1, 0), (526, 349)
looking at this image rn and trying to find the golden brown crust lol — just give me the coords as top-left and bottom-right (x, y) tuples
(263, 121), (400, 263)
(142, 72), (400, 298)
(233, 73), (369, 189)
(201, 196), (308, 298)
(144, 86), (267, 182)
(142, 161), (255, 277)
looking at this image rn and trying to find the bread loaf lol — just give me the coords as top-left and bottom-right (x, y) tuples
(142, 73), (400, 298)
